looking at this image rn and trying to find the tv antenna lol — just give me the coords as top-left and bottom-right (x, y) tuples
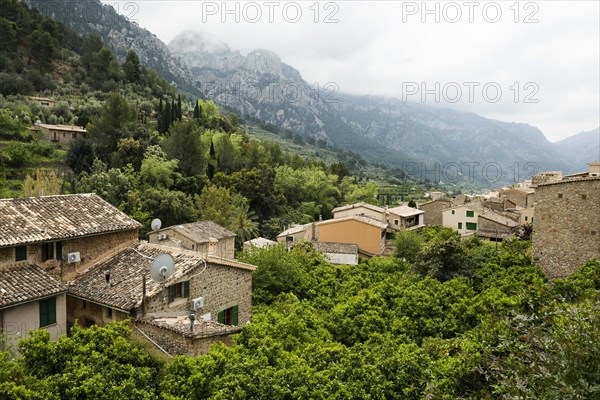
(149, 254), (174, 283)
(151, 218), (162, 232)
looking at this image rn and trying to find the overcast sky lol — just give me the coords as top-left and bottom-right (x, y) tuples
(103, 0), (599, 142)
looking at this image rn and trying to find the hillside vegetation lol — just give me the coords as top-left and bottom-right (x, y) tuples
(2, 231), (599, 399)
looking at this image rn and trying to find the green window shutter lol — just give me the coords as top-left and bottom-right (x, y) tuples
(39, 298), (56, 327)
(458, 222), (462, 229)
(466, 222), (477, 231)
(466, 210), (474, 217)
(232, 305), (239, 326)
(183, 281), (190, 297)
(15, 246), (27, 261)
(168, 285), (175, 303)
(217, 310), (225, 324)
(451, 210), (455, 215)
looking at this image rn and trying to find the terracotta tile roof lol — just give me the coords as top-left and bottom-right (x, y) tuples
(0, 194), (141, 247)
(68, 242), (254, 311)
(0, 264), (66, 308)
(537, 176), (600, 187)
(159, 221), (235, 243)
(34, 123), (87, 133)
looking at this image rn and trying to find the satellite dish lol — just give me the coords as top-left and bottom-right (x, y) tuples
(151, 218), (162, 232)
(150, 254), (174, 283)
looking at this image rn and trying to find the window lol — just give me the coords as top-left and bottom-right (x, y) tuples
(466, 222), (477, 231)
(80, 300), (87, 309)
(591, 231), (597, 236)
(42, 242), (63, 262)
(217, 305), (239, 326)
(106, 307), (113, 318)
(451, 210), (455, 215)
(39, 298), (57, 327)
(72, 133), (77, 139)
(286, 236), (294, 242)
(394, 219), (399, 225)
(458, 222), (463, 229)
(168, 281), (190, 303)
(558, 193), (563, 199)
(525, 216), (528, 221)
(582, 194), (587, 200)
(62, 132), (66, 138)
(15, 246), (27, 261)
(466, 210), (475, 217)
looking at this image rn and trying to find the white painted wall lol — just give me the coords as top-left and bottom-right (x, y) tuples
(442, 206), (478, 234)
(1, 294), (67, 347)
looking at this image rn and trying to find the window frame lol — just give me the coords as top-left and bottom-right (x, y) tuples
(466, 222), (477, 231)
(466, 210), (475, 218)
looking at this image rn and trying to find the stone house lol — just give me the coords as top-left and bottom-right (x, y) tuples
(443, 203), (518, 240)
(31, 123), (87, 145)
(276, 222), (318, 248)
(68, 242), (255, 355)
(498, 187), (535, 208)
(148, 221), (236, 260)
(332, 202), (388, 223)
(0, 194), (256, 355)
(532, 163), (600, 279)
(419, 200), (453, 226)
(0, 194), (140, 344)
(387, 205), (425, 229)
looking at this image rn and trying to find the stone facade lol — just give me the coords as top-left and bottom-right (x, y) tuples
(132, 321), (238, 356)
(532, 178), (600, 278)
(149, 229), (234, 260)
(144, 262), (253, 327)
(0, 230), (139, 281)
(499, 188), (534, 208)
(66, 295), (129, 330)
(419, 200), (452, 226)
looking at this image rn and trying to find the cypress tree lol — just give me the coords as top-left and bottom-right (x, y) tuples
(193, 101), (199, 120)
(163, 101), (172, 133)
(158, 97), (164, 133)
(177, 94), (182, 121)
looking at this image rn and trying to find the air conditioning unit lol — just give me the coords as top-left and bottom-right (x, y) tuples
(67, 252), (81, 263)
(192, 297), (204, 310)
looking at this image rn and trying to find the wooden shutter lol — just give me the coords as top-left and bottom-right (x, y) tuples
(232, 305), (239, 325)
(217, 310), (225, 324)
(168, 285), (175, 303)
(183, 281), (190, 297)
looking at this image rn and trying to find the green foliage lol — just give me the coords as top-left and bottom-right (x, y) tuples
(17, 322), (161, 399)
(65, 138), (95, 175)
(394, 229), (424, 263)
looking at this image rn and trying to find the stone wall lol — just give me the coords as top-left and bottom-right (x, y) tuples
(499, 188), (534, 208)
(66, 294), (129, 329)
(533, 178), (600, 278)
(144, 262), (253, 327)
(477, 216), (514, 239)
(132, 321), (236, 356)
(149, 230), (235, 260)
(0, 230), (138, 281)
(419, 200), (452, 226)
